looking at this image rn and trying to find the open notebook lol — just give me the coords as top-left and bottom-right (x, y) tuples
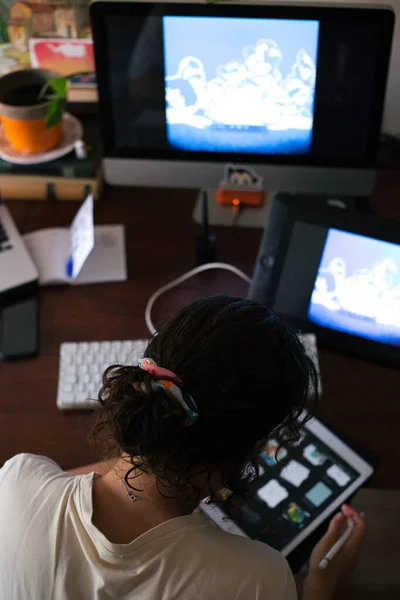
(22, 195), (127, 286)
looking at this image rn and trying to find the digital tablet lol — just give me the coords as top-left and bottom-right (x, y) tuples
(249, 194), (400, 366)
(199, 415), (374, 558)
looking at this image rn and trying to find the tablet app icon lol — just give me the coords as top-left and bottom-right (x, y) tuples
(305, 481), (332, 507)
(217, 487), (233, 502)
(260, 438), (288, 466)
(257, 479), (288, 508)
(282, 502), (310, 527)
(280, 460), (310, 487)
(303, 443), (327, 466)
(326, 464), (351, 487)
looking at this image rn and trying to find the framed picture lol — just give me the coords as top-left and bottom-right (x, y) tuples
(0, 0), (97, 103)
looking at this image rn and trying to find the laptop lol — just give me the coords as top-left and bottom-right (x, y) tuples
(0, 203), (38, 299)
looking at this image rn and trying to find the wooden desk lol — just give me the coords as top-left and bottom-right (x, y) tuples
(2, 176), (400, 489)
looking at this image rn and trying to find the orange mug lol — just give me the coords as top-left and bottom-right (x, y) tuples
(0, 115), (62, 155)
(0, 68), (63, 155)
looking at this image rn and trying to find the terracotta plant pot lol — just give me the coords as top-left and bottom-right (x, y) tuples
(0, 69), (64, 155)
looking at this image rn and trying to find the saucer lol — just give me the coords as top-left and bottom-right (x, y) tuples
(0, 113), (83, 165)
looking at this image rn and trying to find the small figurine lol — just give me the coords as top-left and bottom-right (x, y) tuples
(216, 163), (264, 209)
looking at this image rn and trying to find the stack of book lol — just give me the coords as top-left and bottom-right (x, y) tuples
(0, 116), (102, 201)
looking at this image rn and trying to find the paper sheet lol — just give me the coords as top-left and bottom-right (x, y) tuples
(68, 193), (95, 279)
(73, 225), (127, 285)
(23, 228), (69, 285)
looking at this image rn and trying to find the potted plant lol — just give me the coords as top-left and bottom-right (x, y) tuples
(0, 69), (68, 155)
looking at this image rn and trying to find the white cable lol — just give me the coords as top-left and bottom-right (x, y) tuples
(145, 262), (252, 335)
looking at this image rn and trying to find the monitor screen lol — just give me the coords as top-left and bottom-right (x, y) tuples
(92, 2), (393, 170)
(162, 16), (319, 156)
(249, 194), (400, 363)
(308, 229), (400, 346)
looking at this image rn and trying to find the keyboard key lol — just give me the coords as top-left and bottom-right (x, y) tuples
(57, 339), (150, 410)
(62, 343), (77, 353)
(122, 341), (134, 353)
(57, 393), (75, 407)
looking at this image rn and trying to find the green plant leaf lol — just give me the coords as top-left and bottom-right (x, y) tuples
(38, 77), (68, 102)
(45, 98), (63, 128)
(48, 77), (68, 99)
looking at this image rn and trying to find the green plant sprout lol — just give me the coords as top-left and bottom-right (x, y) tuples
(39, 77), (68, 128)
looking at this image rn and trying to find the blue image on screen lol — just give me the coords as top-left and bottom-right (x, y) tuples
(162, 16), (319, 154)
(308, 229), (400, 346)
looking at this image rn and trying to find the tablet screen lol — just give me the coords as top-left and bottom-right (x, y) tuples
(199, 416), (373, 556)
(308, 228), (400, 346)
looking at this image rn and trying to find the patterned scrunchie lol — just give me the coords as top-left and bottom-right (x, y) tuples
(135, 357), (198, 426)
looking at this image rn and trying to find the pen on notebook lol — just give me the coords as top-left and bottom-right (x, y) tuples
(318, 520), (354, 569)
(66, 256), (73, 278)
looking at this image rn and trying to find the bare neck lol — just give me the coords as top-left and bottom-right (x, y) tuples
(90, 457), (203, 544)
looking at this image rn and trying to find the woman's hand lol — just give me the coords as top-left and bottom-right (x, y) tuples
(302, 504), (366, 600)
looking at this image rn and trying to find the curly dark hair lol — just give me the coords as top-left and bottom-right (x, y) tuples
(91, 295), (318, 501)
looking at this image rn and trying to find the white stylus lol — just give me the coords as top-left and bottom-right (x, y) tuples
(318, 520), (354, 569)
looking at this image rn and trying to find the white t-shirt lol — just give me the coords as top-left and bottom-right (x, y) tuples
(0, 454), (297, 600)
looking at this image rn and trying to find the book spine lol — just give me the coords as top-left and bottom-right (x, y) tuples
(0, 175), (102, 201)
(67, 88), (99, 104)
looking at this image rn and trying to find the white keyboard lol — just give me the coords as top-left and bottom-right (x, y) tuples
(57, 339), (149, 410)
(56, 334), (321, 411)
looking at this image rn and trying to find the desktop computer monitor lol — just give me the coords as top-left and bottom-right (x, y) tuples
(91, 1), (394, 197)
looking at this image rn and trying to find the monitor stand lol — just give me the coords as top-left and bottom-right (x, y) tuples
(192, 190), (373, 229)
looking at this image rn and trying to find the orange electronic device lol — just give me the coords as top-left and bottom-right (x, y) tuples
(217, 164), (264, 208)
